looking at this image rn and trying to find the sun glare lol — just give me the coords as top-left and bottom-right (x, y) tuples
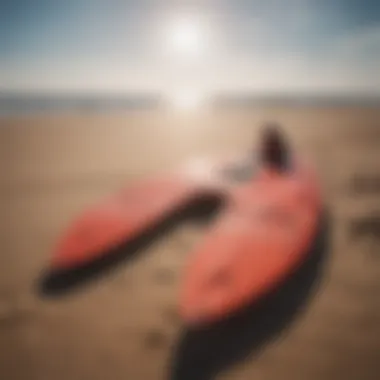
(161, 14), (211, 109)
(169, 90), (205, 110)
(165, 16), (203, 58)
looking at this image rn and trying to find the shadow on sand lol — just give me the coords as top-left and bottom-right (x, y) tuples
(169, 210), (331, 380)
(37, 193), (224, 297)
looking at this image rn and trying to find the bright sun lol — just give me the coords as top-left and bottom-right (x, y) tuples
(163, 14), (210, 109)
(165, 16), (203, 58)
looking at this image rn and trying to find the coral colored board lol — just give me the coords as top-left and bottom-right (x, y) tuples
(50, 154), (251, 272)
(49, 150), (321, 327)
(51, 175), (201, 270)
(180, 162), (321, 325)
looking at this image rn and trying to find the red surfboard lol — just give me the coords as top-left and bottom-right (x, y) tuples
(180, 159), (321, 326)
(49, 125), (321, 327)
(51, 174), (202, 270)
(49, 155), (245, 272)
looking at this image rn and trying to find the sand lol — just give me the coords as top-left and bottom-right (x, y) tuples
(0, 106), (379, 380)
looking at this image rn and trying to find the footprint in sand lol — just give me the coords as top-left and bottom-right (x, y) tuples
(162, 305), (180, 326)
(0, 294), (36, 326)
(0, 300), (14, 325)
(348, 214), (380, 242)
(144, 329), (167, 349)
(154, 268), (176, 285)
(350, 174), (380, 195)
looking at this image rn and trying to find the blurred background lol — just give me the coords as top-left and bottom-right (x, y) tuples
(0, 1), (379, 380)
(1, 0), (380, 110)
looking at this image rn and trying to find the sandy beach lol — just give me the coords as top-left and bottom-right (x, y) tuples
(0, 106), (379, 380)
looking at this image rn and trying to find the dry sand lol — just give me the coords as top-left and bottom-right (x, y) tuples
(0, 106), (379, 380)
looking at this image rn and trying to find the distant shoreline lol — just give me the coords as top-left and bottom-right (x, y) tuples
(0, 93), (379, 115)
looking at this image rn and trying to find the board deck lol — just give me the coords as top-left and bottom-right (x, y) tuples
(180, 162), (321, 325)
(49, 155), (254, 271)
(49, 147), (321, 326)
(51, 175), (201, 270)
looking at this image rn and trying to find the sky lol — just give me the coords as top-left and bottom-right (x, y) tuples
(1, 0), (380, 94)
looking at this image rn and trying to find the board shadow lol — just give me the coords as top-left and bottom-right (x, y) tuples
(37, 193), (224, 297)
(168, 210), (331, 380)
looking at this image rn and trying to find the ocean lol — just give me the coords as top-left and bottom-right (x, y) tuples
(0, 92), (379, 116)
